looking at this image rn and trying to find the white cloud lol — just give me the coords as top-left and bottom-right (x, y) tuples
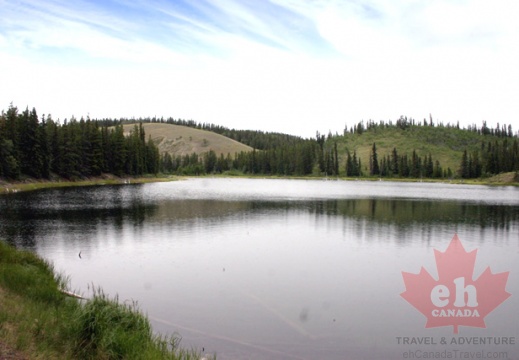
(1, 0), (519, 137)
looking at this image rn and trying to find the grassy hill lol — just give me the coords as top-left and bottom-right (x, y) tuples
(122, 123), (253, 157)
(116, 119), (517, 177)
(334, 125), (503, 174)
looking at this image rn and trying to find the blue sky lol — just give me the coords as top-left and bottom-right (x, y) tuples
(1, 0), (518, 137)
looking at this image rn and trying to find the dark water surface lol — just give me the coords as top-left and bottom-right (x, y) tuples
(1, 179), (518, 359)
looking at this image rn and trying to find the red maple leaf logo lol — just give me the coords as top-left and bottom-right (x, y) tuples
(401, 234), (511, 334)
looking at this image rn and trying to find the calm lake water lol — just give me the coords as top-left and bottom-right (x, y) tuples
(1, 178), (518, 359)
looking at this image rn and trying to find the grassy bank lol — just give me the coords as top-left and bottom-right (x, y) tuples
(0, 171), (517, 196)
(214, 171), (519, 186)
(0, 175), (182, 195)
(0, 241), (205, 360)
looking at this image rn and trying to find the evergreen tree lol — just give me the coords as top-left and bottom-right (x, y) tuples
(460, 150), (470, 178)
(86, 120), (104, 176)
(333, 142), (339, 176)
(410, 150), (421, 178)
(110, 125), (127, 176)
(353, 151), (361, 176)
(59, 119), (82, 179)
(380, 156), (388, 176)
(204, 150), (218, 173)
(471, 151), (482, 178)
(345, 150), (362, 177)
(161, 152), (174, 173)
(346, 151), (353, 176)
(145, 136), (160, 174)
(370, 142), (380, 175)
(19, 108), (44, 178)
(391, 148), (399, 176)
(316, 132), (325, 173)
(425, 154), (434, 178)
(399, 154), (409, 177)
(40, 114), (51, 178)
(0, 138), (20, 179)
(46, 118), (61, 175)
(302, 142), (316, 175)
(433, 160), (443, 178)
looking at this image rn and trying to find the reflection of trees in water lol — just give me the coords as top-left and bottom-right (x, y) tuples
(154, 199), (250, 221)
(304, 199), (519, 230)
(0, 185), (157, 247)
(193, 198), (518, 232)
(298, 199), (519, 246)
(1, 186), (518, 248)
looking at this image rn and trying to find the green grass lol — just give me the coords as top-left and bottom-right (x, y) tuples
(0, 241), (207, 359)
(0, 175), (182, 195)
(335, 126), (505, 174)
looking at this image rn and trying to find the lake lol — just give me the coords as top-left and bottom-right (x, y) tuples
(1, 178), (518, 359)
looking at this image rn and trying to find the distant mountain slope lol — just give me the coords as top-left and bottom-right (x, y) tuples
(335, 125), (513, 174)
(122, 123), (253, 156)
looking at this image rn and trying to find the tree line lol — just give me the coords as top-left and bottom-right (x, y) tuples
(1, 104), (517, 180)
(0, 105), (159, 180)
(460, 138), (519, 178)
(345, 115), (517, 137)
(361, 143), (450, 179)
(160, 138), (318, 176)
(97, 116), (303, 150)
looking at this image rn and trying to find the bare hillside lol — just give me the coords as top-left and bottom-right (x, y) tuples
(122, 123), (253, 156)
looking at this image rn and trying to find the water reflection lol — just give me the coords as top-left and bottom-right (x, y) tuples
(0, 185), (158, 247)
(1, 187), (518, 248)
(0, 180), (518, 360)
(321, 199), (519, 229)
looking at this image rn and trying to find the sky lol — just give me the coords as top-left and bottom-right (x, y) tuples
(1, 0), (518, 138)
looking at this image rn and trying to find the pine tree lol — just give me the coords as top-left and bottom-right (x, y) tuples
(433, 160), (443, 178)
(353, 151), (361, 176)
(39, 114), (51, 178)
(46, 118), (60, 175)
(0, 141), (20, 179)
(410, 150), (421, 178)
(346, 151), (353, 176)
(370, 142), (380, 175)
(471, 151), (482, 178)
(161, 152), (173, 173)
(77, 119), (103, 176)
(460, 150), (469, 178)
(110, 125), (127, 176)
(391, 148), (399, 176)
(204, 150), (218, 173)
(399, 154), (409, 177)
(380, 156), (388, 176)
(333, 142), (339, 176)
(316, 132), (325, 173)
(19, 108), (44, 178)
(145, 135), (160, 174)
(425, 154), (434, 178)
(59, 119), (82, 179)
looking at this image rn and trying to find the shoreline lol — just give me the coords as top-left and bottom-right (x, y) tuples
(0, 175), (182, 194)
(0, 172), (517, 195)
(0, 242), (205, 359)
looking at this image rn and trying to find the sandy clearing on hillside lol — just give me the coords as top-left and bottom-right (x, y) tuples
(122, 123), (253, 157)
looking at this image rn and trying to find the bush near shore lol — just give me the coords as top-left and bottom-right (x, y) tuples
(0, 241), (205, 360)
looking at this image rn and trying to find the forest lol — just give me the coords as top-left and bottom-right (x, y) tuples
(0, 104), (518, 181)
(0, 105), (160, 180)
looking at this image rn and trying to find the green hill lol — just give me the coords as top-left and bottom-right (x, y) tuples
(121, 120), (517, 179)
(122, 123), (253, 157)
(334, 125), (507, 175)
(1, 103), (516, 181)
